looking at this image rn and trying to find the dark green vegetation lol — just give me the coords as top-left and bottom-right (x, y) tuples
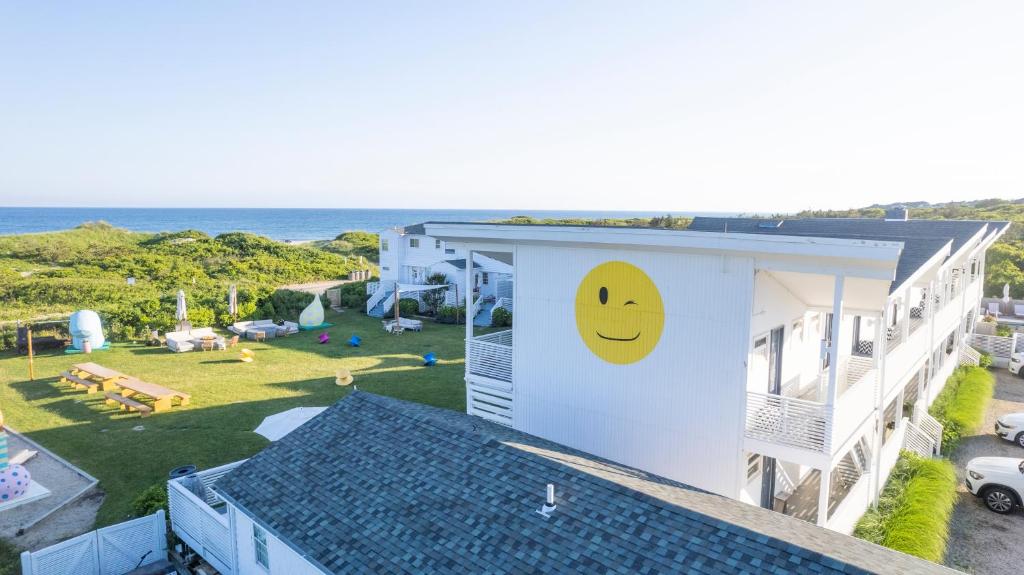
(928, 366), (995, 452)
(0, 538), (18, 575)
(493, 214), (693, 229)
(0, 223), (369, 347)
(314, 231), (379, 263)
(853, 452), (958, 563)
(0, 310), (468, 527)
(491, 306), (512, 327)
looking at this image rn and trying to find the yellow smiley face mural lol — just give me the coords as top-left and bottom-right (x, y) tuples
(575, 261), (665, 364)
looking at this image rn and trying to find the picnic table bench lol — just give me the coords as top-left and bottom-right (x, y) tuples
(59, 371), (100, 393)
(71, 362), (128, 391)
(117, 377), (190, 412)
(104, 392), (153, 417)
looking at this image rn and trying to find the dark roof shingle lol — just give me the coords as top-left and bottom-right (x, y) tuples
(688, 217), (1005, 292)
(214, 393), (952, 575)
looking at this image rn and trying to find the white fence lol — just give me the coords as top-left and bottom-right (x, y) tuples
(168, 461), (245, 575)
(467, 330), (513, 384)
(970, 333), (1014, 367)
(20, 511), (167, 575)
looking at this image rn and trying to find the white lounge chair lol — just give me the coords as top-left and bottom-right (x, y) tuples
(987, 302), (1000, 317)
(1014, 304), (1024, 317)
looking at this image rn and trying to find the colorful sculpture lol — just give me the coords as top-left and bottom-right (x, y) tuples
(335, 369), (354, 386)
(0, 409), (31, 504)
(423, 352), (437, 366)
(298, 295), (325, 329)
(239, 348), (256, 363)
(69, 310), (106, 351)
(318, 332), (330, 344)
(347, 335), (361, 347)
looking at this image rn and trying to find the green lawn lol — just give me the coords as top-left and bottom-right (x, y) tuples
(0, 310), (469, 527)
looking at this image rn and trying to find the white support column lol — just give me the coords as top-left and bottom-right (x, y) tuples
(819, 275), (843, 527)
(465, 250), (474, 414)
(869, 309), (886, 507)
(901, 288), (912, 342)
(826, 275), (845, 410)
(927, 279), (937, 383)
(816, 465), (832, 527)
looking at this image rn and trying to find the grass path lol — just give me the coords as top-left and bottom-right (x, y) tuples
(0, 310), (469, 526)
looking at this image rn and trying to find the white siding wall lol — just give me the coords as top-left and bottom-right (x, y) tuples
(512, 244), (755, 497)
(378, 229), (403, 283)
(231, 505), (325, 575)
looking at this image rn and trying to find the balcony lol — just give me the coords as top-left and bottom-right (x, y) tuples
(466, 329), (513, 426)
(745, 356), (877, 457)
(168, 460), (244, 575)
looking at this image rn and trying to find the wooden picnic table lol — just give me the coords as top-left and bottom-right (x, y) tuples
(72, 362), (127, 391)
(117, 377), (190, 412)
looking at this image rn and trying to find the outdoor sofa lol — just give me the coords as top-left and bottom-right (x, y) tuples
(166, 327), (226, 353)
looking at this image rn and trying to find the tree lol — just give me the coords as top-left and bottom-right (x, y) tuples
(420, 273), (450, 315)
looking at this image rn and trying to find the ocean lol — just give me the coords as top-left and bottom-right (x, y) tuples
(0, 207), (738, 241)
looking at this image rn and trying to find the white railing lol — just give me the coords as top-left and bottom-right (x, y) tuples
(467, 330), (512, 384)
(903, 421), (937, 458)
(467, 382), (513, 426)
(745, 392), (831, 453)
(365, 280), (394, 314)
(913, 406), (944, 455)
(489, 297), (513, 324)
(470, 295), (484, 319)
(168, 460), (245, 575)
(832, 367), (878, 451)
(959, 342), (981, 367)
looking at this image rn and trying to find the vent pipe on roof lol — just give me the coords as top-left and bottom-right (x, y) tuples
(536, 483), (557, 518)
(884, 206), (909, 221)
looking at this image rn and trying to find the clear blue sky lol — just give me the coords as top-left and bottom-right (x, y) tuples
(1, 2), (1022, 212)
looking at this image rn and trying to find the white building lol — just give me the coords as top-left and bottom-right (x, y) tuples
(425, 214), (1008, 532)
(367, 224), (513, 325)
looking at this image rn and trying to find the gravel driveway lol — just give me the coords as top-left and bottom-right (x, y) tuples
(944, 368), (1024, 574)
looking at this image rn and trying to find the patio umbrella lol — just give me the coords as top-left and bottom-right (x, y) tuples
(228, 284), (238, 318)
(253, 407), (327, 441)
(1003, 283), (1011, 304)
(175, 289), (188, 322)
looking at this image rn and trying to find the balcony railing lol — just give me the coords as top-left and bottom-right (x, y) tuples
(467, 329), (512, 384)
(746, 357), (877, 455)
(168, 460), (245, 575)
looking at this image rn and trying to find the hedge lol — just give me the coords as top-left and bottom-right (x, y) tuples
(928, 366), (995, 452)
(853, 452), (958, 562)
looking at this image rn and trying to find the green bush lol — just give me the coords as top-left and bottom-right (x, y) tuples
(929, 366), (995, 451)
(399, 298), (419, 316)
(129, 483), (168, 517)
(491, 307), (512, 327)
(436, 305), (465, 324)
(854, 452), (957, 562)
(979, 353), (993, 368)
(0, 538), (18, 575)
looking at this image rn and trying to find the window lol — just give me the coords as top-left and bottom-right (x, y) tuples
(381, 239), (389, 252)
(381, 266), (390, 271)
(409, 238), (420, 248)
(252, 523), (270, 569)
(445, 248), (456, 255)
(482, 272), (489, 285)
(435, 239), (442, 249)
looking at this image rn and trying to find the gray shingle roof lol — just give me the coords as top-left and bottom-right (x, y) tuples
(398, 223), (427, 235)
(688, 217), (1006, 293)
(214, 393), (952, 575)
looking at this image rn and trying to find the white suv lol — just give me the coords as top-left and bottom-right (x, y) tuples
(966, 457), (1024, 514)
(995, 414), (1024, 448)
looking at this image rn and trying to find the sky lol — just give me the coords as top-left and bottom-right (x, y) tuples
(1, 1), (1022, 213)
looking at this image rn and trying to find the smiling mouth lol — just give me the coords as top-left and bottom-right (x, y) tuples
(596, 331), (640, 342)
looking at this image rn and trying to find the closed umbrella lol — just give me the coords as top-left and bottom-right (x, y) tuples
(175, 289), (188, 330)
(1003, 283), (1011, 304)
(228, 284), (238, 318)
(254, 407), (327, 441)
